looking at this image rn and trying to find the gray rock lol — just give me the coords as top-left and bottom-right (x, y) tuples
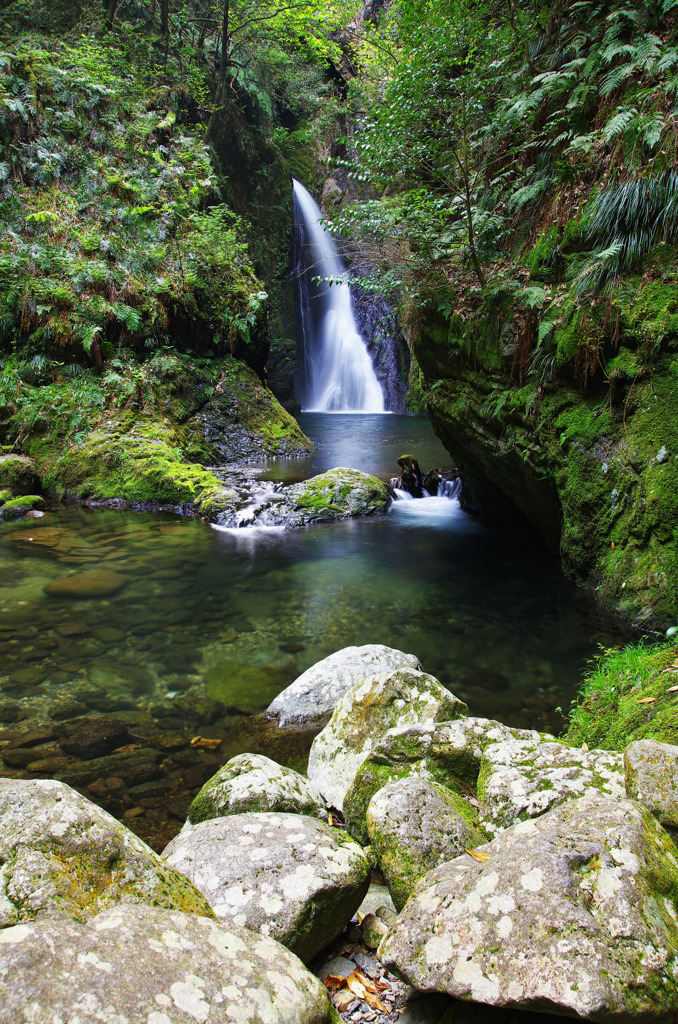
(380, 792), (678, 1020)
(624, 738), (678, 828)
(0, 778), (213, 927)
(367, 777), (483, 911)
(187, 752), (327, 824)
(163, 811), (370, 962)
(344, 717), (552, 845)
(357, 882), (396, 920)
(308, 669), (466, 812)
(478, 740), (625, 838)
(267, 644), (422, 726)
(317, 955), (357, 983)
(0, 904), (337, 1023)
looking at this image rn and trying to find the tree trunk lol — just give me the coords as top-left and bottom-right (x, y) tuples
(218, 0), (230, 86)
(103, 0), (119, 30)
(160, 0), (168, 36)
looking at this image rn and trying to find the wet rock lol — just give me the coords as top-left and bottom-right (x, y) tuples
(288, 467), (390, 522)
(308, 669), (466, 812)
(187, 752), (326, 825)
(367, 777), (483, 911)
(163, 811), (370, 962)
(57, 716), (130, 759)
(0, 778), (213, 927)
(478, 740), (625, 838)
(380, 793), (678, 1020)
(0, 703), (20, 723)
(625, 738), (678, 828)
(0, 905), (337, 1023)
(344, 717), (552, 845)
(0, 454), (40, 495)
(361, 912), (389, 949)
(267, 644), (422, 726)
(44, 568), (129, 598)
(0, 495), (46, 519)
(55, 746), (162, 788)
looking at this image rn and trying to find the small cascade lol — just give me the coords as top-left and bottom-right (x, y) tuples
(293, 179), (385, 413)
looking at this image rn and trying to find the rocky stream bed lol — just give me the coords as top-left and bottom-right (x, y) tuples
(1, 644), (678, 1023)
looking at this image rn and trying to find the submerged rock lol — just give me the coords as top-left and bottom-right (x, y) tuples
(187, 752), (326, 824)
(380, 792), (678, 1020)
(0, 904), (337, 1023)
(625, 738), (678, 829)
(367, 777), (483, 911)
(307, 668), (467, 811)
(0, 778), (213, 927)
(162, 811), (369, 962)
(44, 568), (129, 598)
(266, 644), (422, 726)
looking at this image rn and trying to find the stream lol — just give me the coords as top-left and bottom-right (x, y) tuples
(0, 413), (633, 849)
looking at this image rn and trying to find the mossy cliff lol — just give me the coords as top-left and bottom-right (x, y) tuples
(413, 301), (678, 630)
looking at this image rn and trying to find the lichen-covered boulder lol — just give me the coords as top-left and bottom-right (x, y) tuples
(266, 644), (422, 726)
(0, 778), (213, 927)
(624, 738), (678, 829)
(187, 752), (327, 825)
(478, 740), (625, 838)
(163, 811), (369, 963)
(289, 467), (390, 522)
(308, 669), (467, 812)
(344, 718), (552, 845)
(0, 904), (338, 1024)
(380, 792), (678, 1020)
(367, 777), (483, 911)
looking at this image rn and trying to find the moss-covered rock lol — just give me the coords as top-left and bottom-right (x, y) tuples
(187, 753), (326, 825)
(288, 467), (390, 521)
(0, 494), (46, 519)
(366, 777), (483, 911)
(0, 454), (40, 495)
(625, 738), (678, 829)
(0, 778), (214, 926)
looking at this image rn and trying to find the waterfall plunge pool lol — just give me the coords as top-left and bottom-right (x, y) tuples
(0, 414), (633, 849)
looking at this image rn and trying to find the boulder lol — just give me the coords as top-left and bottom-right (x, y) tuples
(624, 738), (678, 829)
(307, 669), (467, 812)
(288, 467), (390, 522)
(380, 793), (678, 1020)
(478, 740), (625, 837)
(187, 752), (327, 824)
(367, 777), (483, 911)
(163, 811), (369, 962)
(44, 568), (129, 598)
(0, 454), (40, 495)
(0, 778), (212, 927)
(57, 716), (130, 759)
(0, 495), (46, 519)
(266, 644), (422, 726)
(0, 904), (337, 1023)
(344, 717), (552, 845)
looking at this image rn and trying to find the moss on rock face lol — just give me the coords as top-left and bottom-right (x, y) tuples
(0, 494), (46, 518)
(289, 468), (389, 521)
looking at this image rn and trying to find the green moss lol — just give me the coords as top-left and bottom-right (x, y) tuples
(565, 639), (678, 750)
(0, 494), (46, 518)
(344, 764), (415, 846)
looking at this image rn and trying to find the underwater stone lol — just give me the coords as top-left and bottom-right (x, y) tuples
(44, 568), (129, 598)
(307, 668), (466, 811)
(380, 792), (678, 1020)
(266, 644), (422, 726)
(163, 811), (369, 963)
(0, 904), (337, 1024)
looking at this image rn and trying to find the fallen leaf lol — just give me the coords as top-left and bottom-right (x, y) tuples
(370, 870), (385, 886)
(190, 736), (222, 749)
(324, 975), (345, 991)
(465, 848), (492, 862)
(347, 972), (388, 1013)
(669, 685), (678, 692)
(637, 697), (656, 704)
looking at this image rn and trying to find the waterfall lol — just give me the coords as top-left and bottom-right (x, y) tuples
(293, 179), (385, 413)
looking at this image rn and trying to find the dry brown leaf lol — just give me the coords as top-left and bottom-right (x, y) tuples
(353, 970), (388, 995)
(637, 697), (656, 704)
(465, 848), (492, 862)
(323, 975), (345, 991)
(370, 870), (385, 886)
(346, 975), (367, 1000)
(190, 736), (222, 749)
(346, 972), (388, 1012)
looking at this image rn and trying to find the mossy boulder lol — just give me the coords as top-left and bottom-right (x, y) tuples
(624, 738), (678, 829)
(187, 753), (327, 825)
(366, 777), (483, 911)
(0, 778), (214, 926)
(163, 811), (370, 963)
(0, 905), (340, 1024)
(380, 793), (678, 1020)
(307, 669), (467, 812)
(289, 467), (390, 522)
(0, 454), (40, 496)
(0, 494), (46, 519)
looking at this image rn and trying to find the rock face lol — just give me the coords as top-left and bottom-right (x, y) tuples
(344, 718), (552, 844)
(308, 669), (467, 811)
(380, 793), (678, 1021)
(187, 753), (327, 824)
(367, 777), (483, 911)
(625, 738), (678, 828)
(163, 811), (370, 962)
(267, 644), (423, 726)
(0, 778), (213, 926)
(0, 904), (337, 1024)
(478, 740), (625, 837)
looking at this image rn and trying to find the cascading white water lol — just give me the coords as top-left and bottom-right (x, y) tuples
(293, 179), (385, 413)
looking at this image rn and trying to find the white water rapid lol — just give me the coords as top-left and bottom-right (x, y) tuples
(293, 179), (385, 413)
